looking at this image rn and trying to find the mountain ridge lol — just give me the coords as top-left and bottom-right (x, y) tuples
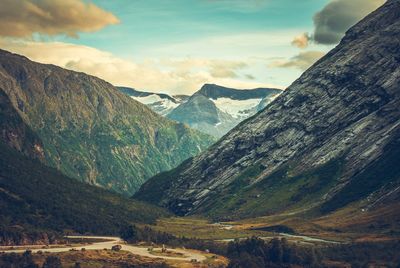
(135, 0), (400, 221)
(0, 49), (215, 195)
(196, 83), (282, 100)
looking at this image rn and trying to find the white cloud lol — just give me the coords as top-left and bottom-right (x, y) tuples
(291, 33), (310, 49)
(0, 39), (279, 95)
(269, 51), (326, 71)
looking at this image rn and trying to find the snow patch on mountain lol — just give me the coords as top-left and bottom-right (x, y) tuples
(130, 95), (180, 116)
(210, 97), (263, 119)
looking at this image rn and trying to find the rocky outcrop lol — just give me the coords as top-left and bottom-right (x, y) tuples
(135, 0), (400, 219)
(0, 50), (215, 195)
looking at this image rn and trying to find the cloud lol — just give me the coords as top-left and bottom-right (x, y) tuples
(269, 51), (326, 71)
(208, 61), (247, 78)
(0, 0), (119, 38)
(312, 0), (385, 45)
(291, 33), (311, 49)
(291, 0), (385, 47)
(245, 74), (255, 80)
(0, 39), (275, 95)
(159, 58), (249, 79)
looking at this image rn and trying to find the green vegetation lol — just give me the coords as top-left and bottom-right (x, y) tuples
(0, 50), (215, 195)
(321, 240), (400, 267)
(197, 157), (345, 220)
(133, 158), (193, 204)
(42, 256), (61, 268)
(321, 137), (400, 213)
(0, 89), (43, 161)
(227, 237), (320, 268)
(120, 224), (321, 267)
(149, 217), (268, 240)
(0, 142), (170, 244)
(0, 251), (39, 268)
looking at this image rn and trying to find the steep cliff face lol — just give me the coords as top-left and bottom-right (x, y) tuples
(0, 50), (215, 195)
(135, 0), (400, 219)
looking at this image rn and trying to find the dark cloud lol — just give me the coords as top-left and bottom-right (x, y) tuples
(312, 0), (385, 45)
(0, 0), (119, 38)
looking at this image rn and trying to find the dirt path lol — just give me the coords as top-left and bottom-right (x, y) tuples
(1, 236), (207, 262)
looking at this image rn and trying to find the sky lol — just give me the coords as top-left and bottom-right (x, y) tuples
(0, 0), (385, 95)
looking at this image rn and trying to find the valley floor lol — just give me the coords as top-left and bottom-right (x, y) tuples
(149, 201), (400, 245)
(0, 236), (227, 268)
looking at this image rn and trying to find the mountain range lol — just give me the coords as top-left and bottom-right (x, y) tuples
(135, 0), (400, 227)
(119, 84), (282, 138)
(0, 50), (215, 195)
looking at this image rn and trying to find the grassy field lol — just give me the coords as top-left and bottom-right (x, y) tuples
(149, 201), (400, 244)
(147, 217), (272, 240)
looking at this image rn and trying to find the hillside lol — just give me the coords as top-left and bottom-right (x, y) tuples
(0, 94), (168, 240)
(0, 140), (169, 244)
(167, 84), (282, 137)
(0, 50), (215, 195)
(135, 0), (400, 221)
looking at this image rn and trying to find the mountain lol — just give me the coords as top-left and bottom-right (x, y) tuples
(0, 140), (169, 244)
(118, 84), (282, 138)
(0, 94), (169, 244)
(0, 49), (215, 195)
(118, 87), (188, 116)
(167, 84), (282, 137)
(135, 0), (400, 222)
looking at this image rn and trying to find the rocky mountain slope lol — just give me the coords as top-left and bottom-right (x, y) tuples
(0, 50), (215, 195)
(167, 84), (282, 137)
(118, 87), (188, 116)
(135, 0), (400, 220)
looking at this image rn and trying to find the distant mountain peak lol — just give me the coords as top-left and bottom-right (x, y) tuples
(119, 84), (283, 138)
(197, 83), (283, 100)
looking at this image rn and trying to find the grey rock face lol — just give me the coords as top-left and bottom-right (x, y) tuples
(135, 0), (400, 217)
